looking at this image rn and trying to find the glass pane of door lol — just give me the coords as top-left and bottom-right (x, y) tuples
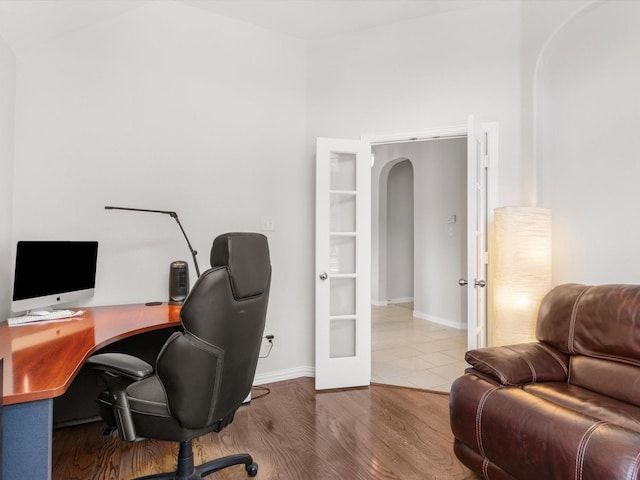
(330, 318), (356, 358)
(329, 236), (356, 274)
(330, 153), (356, 191)
(330, 194), (356, 232)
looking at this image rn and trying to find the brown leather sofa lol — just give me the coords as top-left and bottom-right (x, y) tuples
(450, 284), (640, 480)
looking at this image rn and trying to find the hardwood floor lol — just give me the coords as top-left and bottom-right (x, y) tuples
(52, 377), (481, 480)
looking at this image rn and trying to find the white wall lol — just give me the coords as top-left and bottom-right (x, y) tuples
(386, 160), (414, 302)
(11, 1), (311, 379)
(0, 35), (15, 319)
(5, 0), (628, 382)
(372, 139), (466, 328)
(537, 1), (640, 284)
(414, 139), (466, 327)
(519, 0), (593, 205)
(307, 2), (523, 207)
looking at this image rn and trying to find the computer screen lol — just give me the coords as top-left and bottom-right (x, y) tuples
(12, 241), (99, 314)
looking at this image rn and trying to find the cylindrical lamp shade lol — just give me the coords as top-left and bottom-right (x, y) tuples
(492, 207), (551, 346)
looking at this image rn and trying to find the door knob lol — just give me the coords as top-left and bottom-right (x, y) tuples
(319, 272), (328, 280)
(474, 279), (486, 288)
(458, 278), (468, 286)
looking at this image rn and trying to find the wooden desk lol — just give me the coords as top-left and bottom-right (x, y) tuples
(0, 303), (181, 480)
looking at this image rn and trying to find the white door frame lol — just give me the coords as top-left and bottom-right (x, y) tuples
(366, 125), (466, 316)
(364, 121), (498, 350)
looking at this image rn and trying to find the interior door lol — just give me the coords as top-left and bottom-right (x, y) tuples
(315, 137), (371, 390)
(466, 115), (488, 350)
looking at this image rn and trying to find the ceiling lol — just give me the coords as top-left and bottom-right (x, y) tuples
(0, 0), (495, 53)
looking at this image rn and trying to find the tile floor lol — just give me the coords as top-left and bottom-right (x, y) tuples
(371, 303), (469, 392)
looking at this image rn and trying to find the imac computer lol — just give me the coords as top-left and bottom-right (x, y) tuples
(12, 240), (99, 315)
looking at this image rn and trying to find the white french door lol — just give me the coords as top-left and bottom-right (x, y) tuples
(315, 137), (371, 390)
(465, 115), (491, 350)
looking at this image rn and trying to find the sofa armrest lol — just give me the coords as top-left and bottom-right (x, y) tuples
(464, 342), (569, 385)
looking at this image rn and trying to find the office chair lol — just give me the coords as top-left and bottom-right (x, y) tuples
(86, 232), (271, 479)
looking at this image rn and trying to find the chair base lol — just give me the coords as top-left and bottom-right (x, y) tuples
(135, 440), (258, 480)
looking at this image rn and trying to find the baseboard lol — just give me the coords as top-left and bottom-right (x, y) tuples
(413, 310), (465, 330)
(372, 297), (414, 307)
(388, 297), (414, 304)
(253, 366), (315, 386)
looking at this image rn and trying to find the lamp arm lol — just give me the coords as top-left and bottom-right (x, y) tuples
(169, 212), (201, 277)
(105, 206), (175, 215)
(105, 206), (201, 277)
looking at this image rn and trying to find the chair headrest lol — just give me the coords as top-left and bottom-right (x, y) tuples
(210, 232), (271, 299)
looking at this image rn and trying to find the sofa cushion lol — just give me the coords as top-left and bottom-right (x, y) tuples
(536, 283), (590, 352)
(524, 382), (640, 433)
(571, 285), (640, 362)
(570, 355), (640, 408)
(537, 284), (640, 364)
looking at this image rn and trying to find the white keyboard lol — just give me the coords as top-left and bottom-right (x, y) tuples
(7, 309), (83, 326)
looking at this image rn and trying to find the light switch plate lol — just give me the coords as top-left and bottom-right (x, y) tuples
(261, 216), (275, 231)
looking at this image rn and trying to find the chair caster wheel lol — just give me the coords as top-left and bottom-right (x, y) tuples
(246, 462), (258, 477)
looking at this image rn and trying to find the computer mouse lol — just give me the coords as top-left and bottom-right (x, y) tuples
(30, 310), (51, 316)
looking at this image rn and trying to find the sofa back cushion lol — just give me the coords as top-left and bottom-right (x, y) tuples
(537, 284), (640, 361)
(536, 283), (589, 352)
(570, 355), (640, 407)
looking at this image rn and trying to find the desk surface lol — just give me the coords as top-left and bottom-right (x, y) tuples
(0, 303), (181, 405)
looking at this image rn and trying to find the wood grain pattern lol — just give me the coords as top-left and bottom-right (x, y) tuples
(52, 377), (482, 479)
(0, 304), (181, 404)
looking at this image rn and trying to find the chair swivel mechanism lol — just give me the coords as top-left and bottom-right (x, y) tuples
(86, 232), (271, 480)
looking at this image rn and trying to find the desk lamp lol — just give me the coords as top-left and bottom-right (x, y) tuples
(105, 206), (201, 304)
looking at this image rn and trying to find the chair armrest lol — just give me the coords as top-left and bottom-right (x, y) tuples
(85, 353), (153, 442)
(464, 342), (569, 386)
(85, 352), (153, 381)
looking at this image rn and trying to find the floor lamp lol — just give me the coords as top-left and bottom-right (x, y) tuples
(492, 206), (551, 346)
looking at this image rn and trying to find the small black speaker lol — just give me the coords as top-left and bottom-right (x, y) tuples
(169, 261), (189, 305)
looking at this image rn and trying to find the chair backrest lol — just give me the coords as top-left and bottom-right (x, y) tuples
(155, 232), (271, 429)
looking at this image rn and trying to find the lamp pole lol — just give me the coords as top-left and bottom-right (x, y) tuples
(104, 206), (201, 277)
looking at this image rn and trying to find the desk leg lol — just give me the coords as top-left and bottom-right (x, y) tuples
(3, 399), (53, 480)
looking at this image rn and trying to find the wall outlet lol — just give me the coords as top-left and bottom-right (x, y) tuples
(259, 331), (275, 359)
(263, 331), (275, 340)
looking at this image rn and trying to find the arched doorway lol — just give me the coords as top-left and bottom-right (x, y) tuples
(386, 159), (414, 303)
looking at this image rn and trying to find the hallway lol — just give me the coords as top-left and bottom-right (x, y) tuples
(371, 304), (468, 392)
